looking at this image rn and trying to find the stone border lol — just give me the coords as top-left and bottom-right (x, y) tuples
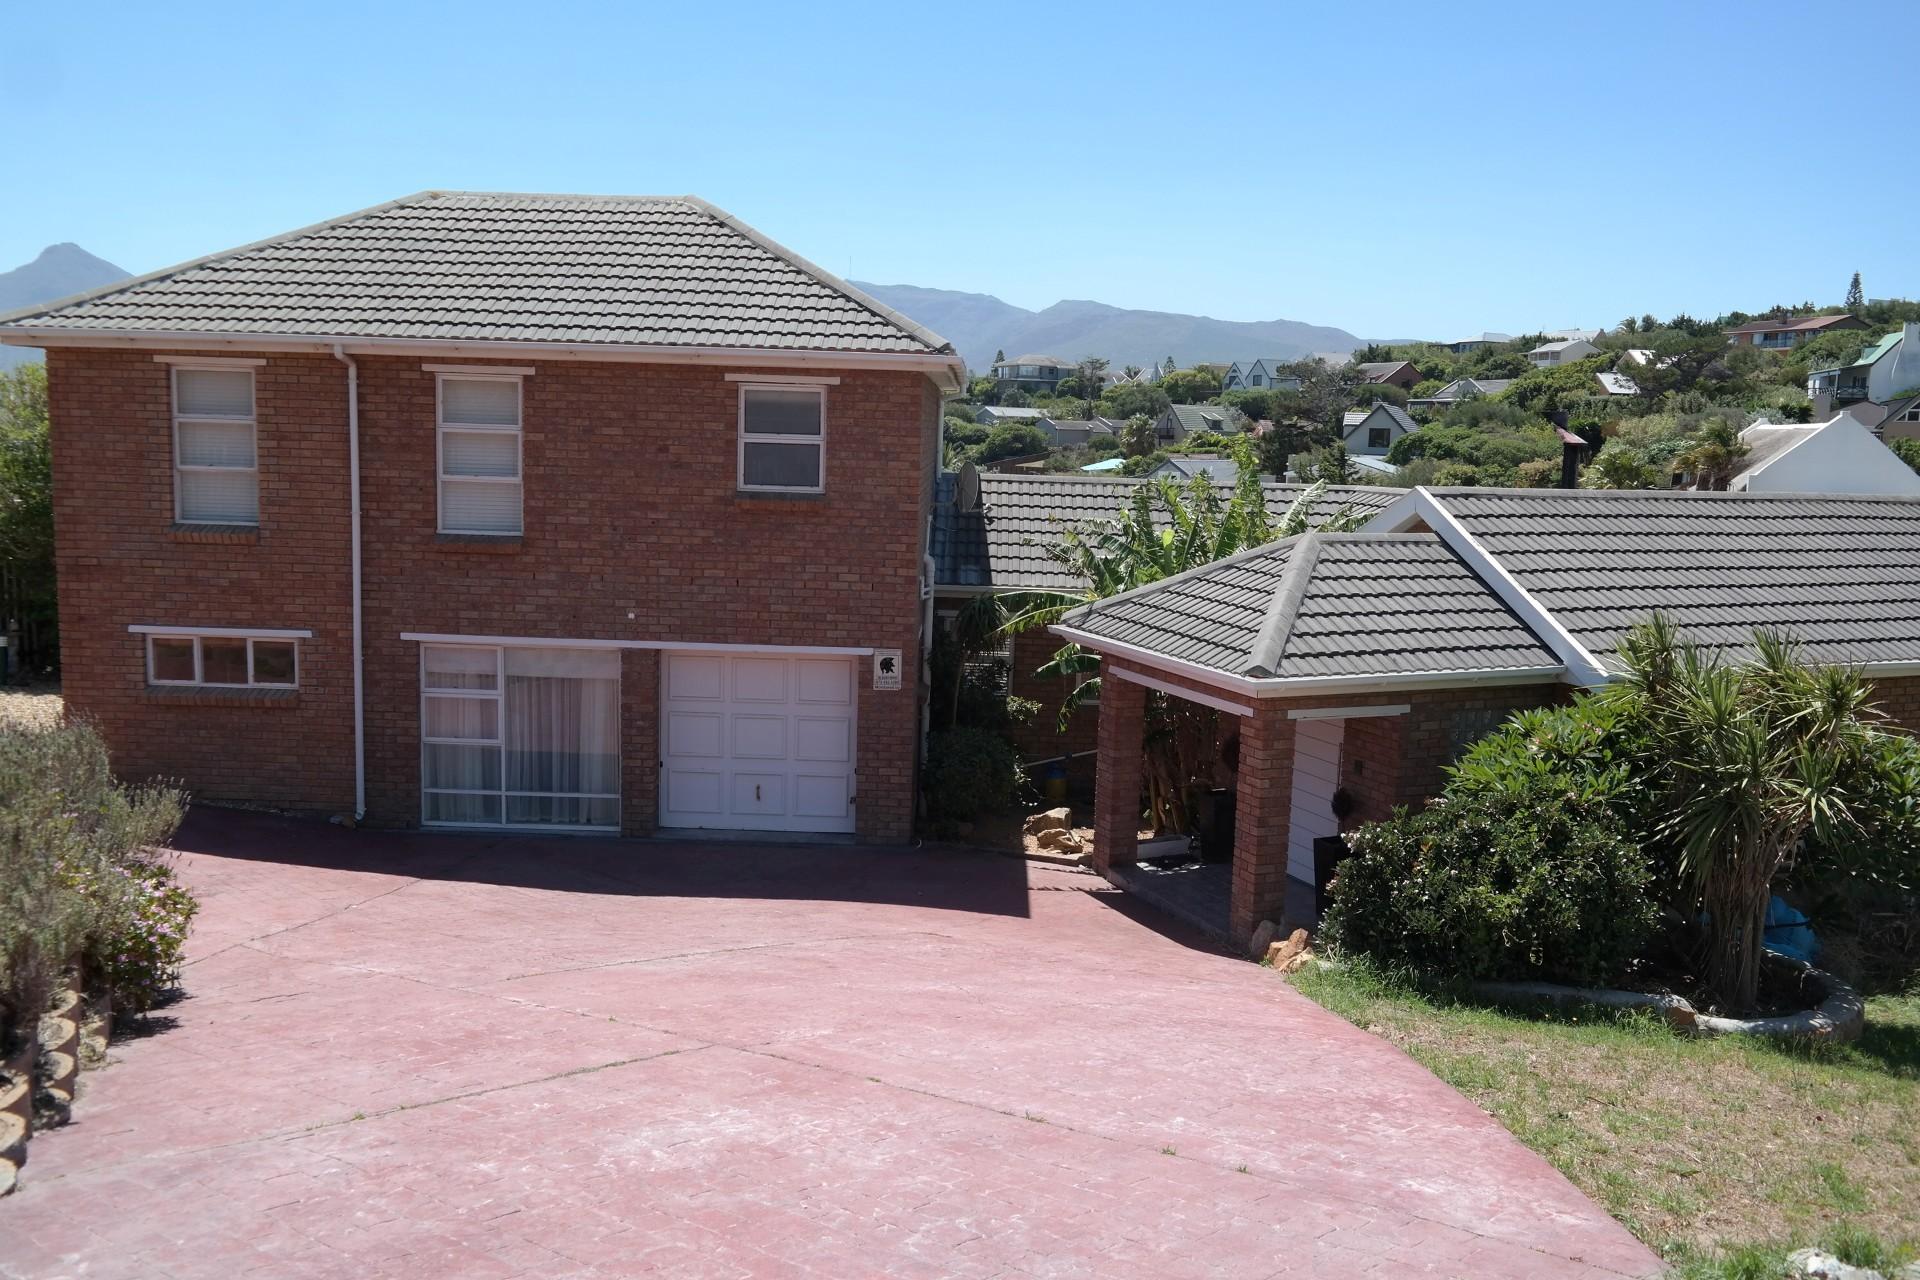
(1, 976), (111, 1197)
(1474, 951), (1865, 1044)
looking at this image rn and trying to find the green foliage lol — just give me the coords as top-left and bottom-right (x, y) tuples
(922, 727), (1023, 823)
(1499, 355), (1611, 414)
(1292, 442), (1355, 484)
(1, 721), (189, 1044)
(1156, 367), (1221, 403)
(1887, 437), (1920, 475)
(973, 423), (1050, 464)
(1100, 380), (1171, 420)
(1584, 441), (1667, 490)
(0, 363), (56, 671)
(1323, 775), (1658, 986)
(942, 401), (976, 424)
(1119, 414), (1157, 458)
(1845, 271), (1865, 312)
(1384, 419), (1560, 483)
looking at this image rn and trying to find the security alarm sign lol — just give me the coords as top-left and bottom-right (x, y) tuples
(872, 648), (902, 690)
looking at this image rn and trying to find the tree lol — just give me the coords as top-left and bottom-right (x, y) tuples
(1100, 381), (1171, 420)
(1674, 420), (1748, 490)
(998, 387), (1032, 408)
(1074, 355), (1110, 418)
(1121, 364), (1142, 381)
(1120, 414), (1158, 458)
(1889, 437), (1920, 476)
(1583, 442), (1666, 490)
(1157, 367), (1221, 403)
(0, 363), (55, 672)
(993, 349), (1006, 365)
(974, 423), (1050, 464)
(1846, 272), (1865, 312)
(1293, 443), (1355, 484)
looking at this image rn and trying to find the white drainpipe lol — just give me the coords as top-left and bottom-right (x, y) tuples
(331, 346), (366, 820)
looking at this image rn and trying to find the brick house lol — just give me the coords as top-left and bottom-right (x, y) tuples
(1057, 487), (1920, 944)
(0, 191), (965, 841)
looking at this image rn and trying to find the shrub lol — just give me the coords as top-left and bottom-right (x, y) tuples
(922, 727), (1023, 823)
(86, 860), (198, 1014)
(0, 721), (186, 1044)
(1323, 776), (1657, 986)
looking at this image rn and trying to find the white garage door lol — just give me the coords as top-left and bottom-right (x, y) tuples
(659, 652), (857, 834)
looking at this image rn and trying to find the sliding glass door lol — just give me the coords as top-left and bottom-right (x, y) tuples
(421, 644), (620, 830)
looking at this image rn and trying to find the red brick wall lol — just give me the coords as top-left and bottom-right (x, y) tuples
(1006, 628), (1099, 779)
(48, 348), (937, 841)
(1870, 675), (1920, 734)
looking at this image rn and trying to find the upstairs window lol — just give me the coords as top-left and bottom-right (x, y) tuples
(438, 375), (523, 534)
(1367, 427), (1392, 450)
(173, 367), (258, 525)
(738, 385), (825, 493)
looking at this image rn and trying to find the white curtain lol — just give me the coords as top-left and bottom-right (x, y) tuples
(503, 648), (619, 827)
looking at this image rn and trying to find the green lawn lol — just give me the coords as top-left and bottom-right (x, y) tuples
(1290, 963), (1920, 1273)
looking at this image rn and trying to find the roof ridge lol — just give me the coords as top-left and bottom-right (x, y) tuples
(1246, 532), (1321, 677)
(1059, 534), (1302, 625)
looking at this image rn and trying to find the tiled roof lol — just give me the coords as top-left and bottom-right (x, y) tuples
(1056, 533), (1558, 680)
(1726, 314), (1860, 336)
(0, 191), (953, 356)
(1342, 403), (1417, 433)
(1595, 371), (1639, 395)
(1850, 330), (1903, 369)
(930, 472), (1402, 592)
(1423, 488), (1920, 670)
(1166, 403), (1242, 433)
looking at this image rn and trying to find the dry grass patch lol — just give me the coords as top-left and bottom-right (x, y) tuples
(1292, 962), (1919, 1263)
(0, 684), (62, 730)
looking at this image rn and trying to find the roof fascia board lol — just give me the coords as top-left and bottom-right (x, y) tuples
(1051, 623), (1564, 698)
(1363, 487), (1612, 684)
(1108, 665), (1254, 718)
(2, 329), (965, 389)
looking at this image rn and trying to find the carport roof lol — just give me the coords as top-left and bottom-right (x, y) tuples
(1053, 532), (1560, 682)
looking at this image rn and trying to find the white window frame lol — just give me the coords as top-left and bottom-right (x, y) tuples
(436, 373), (525, 535)
(418, 643), (621, 833)
(171, 364), (258, 526)
(736, 383), (827, 494)
(143, 632), (300, 689)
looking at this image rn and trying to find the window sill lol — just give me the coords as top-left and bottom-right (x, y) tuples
(734, 490), (827, 503)
(436, 533), (524, 553)
(142, 686), (299, 708)
(168, 523), (260, 545)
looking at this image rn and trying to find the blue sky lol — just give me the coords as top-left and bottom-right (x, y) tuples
(6, 1), (1916, 339)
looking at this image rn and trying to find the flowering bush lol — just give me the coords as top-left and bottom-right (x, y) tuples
(87, 861), (198, 1015)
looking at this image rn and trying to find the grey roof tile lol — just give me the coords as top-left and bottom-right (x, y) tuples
(1057, 533), (1559, 681)
(1426, 488), (1920, 669)
(0, 191), (953, 356)
(931, 472), (1403, 592)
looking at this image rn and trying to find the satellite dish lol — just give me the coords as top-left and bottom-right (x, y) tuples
(956, 461), (981, 513)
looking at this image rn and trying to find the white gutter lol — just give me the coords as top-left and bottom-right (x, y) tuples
(1, 328), (967, 393)
(332, 346), (366, 821)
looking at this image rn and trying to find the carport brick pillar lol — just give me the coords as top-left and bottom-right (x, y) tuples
(1093, 673), (1147, 875)
(1231, 706), (1295, 946)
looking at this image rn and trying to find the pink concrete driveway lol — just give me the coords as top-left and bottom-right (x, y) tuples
(1, 809), (1659, 1279)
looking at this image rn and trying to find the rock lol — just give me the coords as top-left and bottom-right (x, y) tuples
(1248, 920), (1280, 960)
(1265, 928), (1312, 971)
(1034, 827), (1083, 853)
(1023, 807), (1072, 837)
(1786, 1248), (1887, 1280)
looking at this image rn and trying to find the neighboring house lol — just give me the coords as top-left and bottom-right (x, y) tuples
(975, 405), (1049, 427)
(1874, 393), (1920, 443)
(1222, 358), (1303, 392)
(1148, 455), (1242, 483)
(1058, 487), (1920, 942)
(1408, 376), (1512, 413)
(1080, 456), (1127, 472)
(1040, 417), (1122, 448)
(1312, 351), (1353, 367)
(1341, 403), (1417, 457)
(1594, 371), (1639, 396)
(1526, 338), (1600, 366)
(1544, 328), (1603, 343)
(1354, 360), (1421, 391)
(1726, 417), (1920, 496)
(0, 190), (966, 842)
(1724, 313), (1867, 348)
(1152, 402), (1246, 441)
(928, 469), (1402, 778)
(991, 353), (1075, 394)
(1444, 332), (1512, 353)
(1620, 348), (1659, 367)
(1806, 323), (1920, 409)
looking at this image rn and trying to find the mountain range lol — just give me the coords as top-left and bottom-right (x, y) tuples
(851, 281), (1380, 372)
(0, 242), (1384, 376)
(0, 243), (132, 369)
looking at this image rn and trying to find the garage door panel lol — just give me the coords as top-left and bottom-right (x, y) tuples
(795, 659), (852, 705)
(793, 716), (851, 762)
(731, 659), (788, 703)
(661, 652), (856, 835)
(793, 773), (851, 819)
(666, 654), (725, 701)
(667, 711), (724, 758)
(665, 769), (724, 815)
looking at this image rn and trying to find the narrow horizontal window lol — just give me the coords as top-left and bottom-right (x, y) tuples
(173, 366), (258, 525)
(738, 385), (825, 493)
(145, 632), (299, 689)
(438, 375), (523, 534)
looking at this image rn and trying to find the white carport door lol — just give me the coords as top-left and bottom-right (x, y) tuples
(660, 652), (857, 833)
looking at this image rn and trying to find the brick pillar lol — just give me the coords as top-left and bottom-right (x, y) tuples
(1230, 706), (1295, 944)
(1092, 673), (1146, 875)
